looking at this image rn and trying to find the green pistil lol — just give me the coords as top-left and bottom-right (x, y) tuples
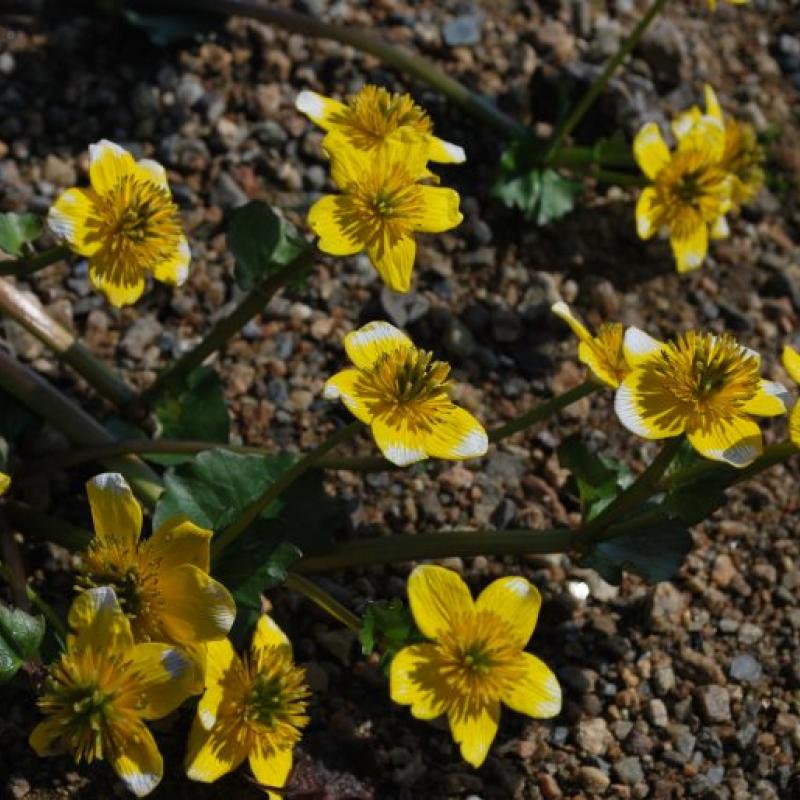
(462, 646), (492, 673)
(246, 674), (284, 727)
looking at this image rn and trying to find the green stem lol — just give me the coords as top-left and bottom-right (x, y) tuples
(488, 380), (598, 442)
(144, 250), (313, 402)
(0, 559), (68, 640)
(284, 572), (360, 632)
(0, 278), (141, 414)
(212, 421), (362, 559)
(580, 435), (684, 537)
(545, 0), (669, 162)
(0, 245), (70, 277)
(0, 351), (163, 508)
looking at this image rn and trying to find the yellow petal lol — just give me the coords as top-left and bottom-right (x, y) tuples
(295, 89), (347, 130)
(152, 236), (191, 286)
(68, 586), (134, 653)
(502, 652), (562, 718)
(88, 258), (147, 308)
(416, 186), (463, 233)
(370, 415), (428, 466)
(367, 234), (416, 293)
(0, 471), (9, 496)
(635, 188), (659, 239)
(158, 564), (236, 643)
(135, 158), (169, 190)
(704, 84), (723, 124)
(633, 123), (670, 180)
(86, 472), (142, 551)
(741, 380), (789, 417)
(308, 195), (365, 256)
(578, 341), (620, 388)
(249, 741), (293, 793)
(671, 107), (702, 141)
(622, 327), (665, 368)
(47, 188), (102, 255)
(185, 712), (249, 783)
(110, 722), (163, 798)
(323, 368), (374, 423)
(687, 415), (762, 467)
(145, 515), (212, 572)
(325, 135), (373, 186)
(343, 320), (412, 370)
(782, 345), (800, 384)
(670, 222), (708, 273)
(389, 643), (448, 719)
(475, 576), (541, 649)
(448, 702), (500, 769)
(251, 613), (290, 653)
(128, 642), (197, 719)
(551, 302), (593, 345)
(790, 403), (800, 447)
(29, 719), (64, 756)
(710, 215), (729, 241)
(614, 373), (685, 440)
(422, 406), (488, 461)
(678, 116), (725, 162)
(426, 136), (467, 164)
(407, 564), (474, 640)
(203, 637), (240, 688)
(89, 139), (137, 195)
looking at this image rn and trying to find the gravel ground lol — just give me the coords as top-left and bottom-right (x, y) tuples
(1, 1), (800, 798)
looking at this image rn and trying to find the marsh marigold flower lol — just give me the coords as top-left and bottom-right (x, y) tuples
(324, 321), (488, 466)
(185, 615), (309, 798)
(390, 565), (561, 768)
(634, 117), (732, 273)
(296, 84), (466, 163)
(308, 134), (463, 292)
(615, 328), (788, 466)
(48, 140), (189, 307)
(30, 586), (196, 796)
(79, 473), (235, 648)
(781, 345), (800, 446)
(673, 85), (764, 209)
(552, 302), (629, 388)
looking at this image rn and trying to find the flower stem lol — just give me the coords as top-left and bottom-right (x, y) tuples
(0, 245), (70, 277)
(144, 249), (313, 402)
(0, 278), (142, 415)
(212, 421), (362, 560)
(0, 558), (68, 641)
(545, 0), (669, 162)
(284, 572), (361, 632)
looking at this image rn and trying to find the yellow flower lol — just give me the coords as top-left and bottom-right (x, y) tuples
(551, 302), (628, 388)
(185, 615), (309, 798)
(615, 328), (788, 466)
(307, 135), (463, 292)
(673, 85), (764, 209)
(781, 345), (800, 446)
(634, 117), (732, 273)
(30, 586), (196, 796)
(48, 140), (190, 307)
(390, 565), (561, 768)
(0, 471), (9, 496)
(296, 84), (466, 163)
(324, 321), (488, 466)
(706, 0), (748, 9)
(79, 473), (235, 648)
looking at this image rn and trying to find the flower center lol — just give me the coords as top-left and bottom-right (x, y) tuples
(245, 673), (284, 727)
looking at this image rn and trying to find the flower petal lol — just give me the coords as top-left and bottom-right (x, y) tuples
(152, 235), (191, 286)
(551, 302), (592, 345)
(427, 136), (466, 164)
(623, 327), (665, 368)
(204, 637), (240, 689)
(86, 472), (142, 551)
(249, 741), (293, 794)
(308, 195), (365, 256)
(704, 85), (723, 123)
(710, 215), (729, 240)
(29, 719), (65, 756)
(741, 380), (789, 417)
(136, 158), (169, 190)
(128, 643), (197, 719)
(252, 614), (290, 652)
(407, 564), (474, 640)
(578, 340), (623, 389)
(48, 188), (102, 255)
(324, 134), (374, 186)
(687, 415), (762, 467)
(343, 321), (412, 370)
(367, 234), (416, 293)
(145, 515), (212, 572)
(158, 564), (236, 643)
(635, 188), (659, 239)
(370, 415), (428, 466)
(423, 406), (488, 461)
(0, 472), (9, 496)
(670, 222), (708, 273)
(111, 723), (163, 797)
(295, 89), (347, 130)
(185, 713), (250, 783)
(416, 187), (463, 233)
(448, 702), (500, 769)
(88, 258), (147, 307)
(790, 403), (800, 448)
(389, 642), (449, 720)
(475, 576), (541, 649)
(614, 373), (685, 440)
(678, 116), (725, 162)
(633, 123), (670, 180)
(671, 107), (702, 141)
(323, 368), (373, 423)
(502, 652), (562, 718)
(68, 586), (134, 653)
(782, 345), (800, 384)
(89, 139), (137, 194)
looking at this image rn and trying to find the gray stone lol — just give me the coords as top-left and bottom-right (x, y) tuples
(175, 73), (205, 107)
(120, 315), (162, 360)
(613, 756), (644, 786)
(6, 777), (30, 799)
(210, 172), (248, 210)
(442, 13), (483, 47)
(729, 653), (763, 683)
(695, 685), (731, 723)
(380, 286), (430, 328)
(577, 766), (610, 794)
(444, 318), (477, 358)
(669, 724), (696, 758)
(576, 718), (612, 756)
(649, 699), (669, 728)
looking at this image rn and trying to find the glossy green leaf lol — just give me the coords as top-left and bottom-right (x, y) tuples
(0, 602), (45, 683)
(0, 213), (43, 257)
(359, 598), (423, 671)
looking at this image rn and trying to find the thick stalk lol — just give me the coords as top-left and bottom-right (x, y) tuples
(0, 278), (141, 413)
(0, 245), (70, 277)
(0, 351), (162, 508)
(285, 572), (360, 632)
(144, 250), (312, 401)
(545, 0), (669, 162)
(212, 421), (362, 559)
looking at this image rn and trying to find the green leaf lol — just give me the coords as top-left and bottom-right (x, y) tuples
(228, 201), (308, 290)
(359, 598), (423, 671)
(592, 131), (634, 168)
(152, 366), (229, 464)
(660, 476), (729, 526)
(0, 602), (45, 683)
(0, 213), (43, 257)
(122, 10), (218, 45)
(582, 520), (692, 585)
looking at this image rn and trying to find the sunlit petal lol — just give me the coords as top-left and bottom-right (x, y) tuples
(407, 564), (473, 640)
(475, 577), (541, 649)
